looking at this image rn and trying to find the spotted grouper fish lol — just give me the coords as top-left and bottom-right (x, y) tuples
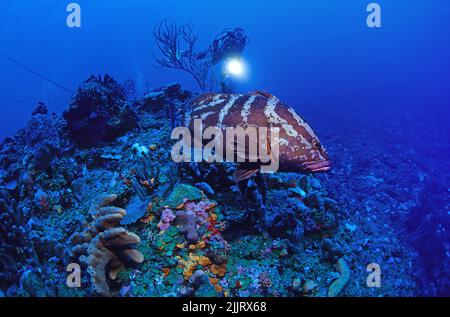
(187, 91), (331, 182)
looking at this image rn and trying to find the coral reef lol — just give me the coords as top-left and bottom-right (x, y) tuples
(130, 143), (160, 202)
(181, 162), (235, 191)
(121, 195), (148, 225)
(66, 194), (143, 295)
(179, 269), (208, 296)
(24, 112), (60, 148)
(133, 82), (192, 131)
(1, 76), (439, 297)
(176, 209), (199, 244)
(135, 83), (191, 113)
(0, 190), (35, 292)
(158, 208), (176, 231)
(32, 140), (56, 172)
(164, 183), (203, 208)
(63, 75), (138, 147)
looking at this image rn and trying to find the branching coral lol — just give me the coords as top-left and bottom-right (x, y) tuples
(258, 272), (273, 292)
(66, 194), (144, 296)
(153, 19), (216, 91)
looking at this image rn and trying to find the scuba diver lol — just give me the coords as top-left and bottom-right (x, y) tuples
(153, 20), (249, 92)
(196, 27), (249, 64)
(209, 27), (249, 65)
(196, 27), (249, 93)
(193, 27), (249, 92)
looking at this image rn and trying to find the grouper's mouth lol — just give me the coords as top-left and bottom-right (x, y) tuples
(302, 160), (332, 172)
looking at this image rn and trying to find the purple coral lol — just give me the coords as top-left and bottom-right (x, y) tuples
(175, 210), (199, 244)
(184, 201), (210, 225)
(175, 200), (218, 243)
(157, 208), (175, 231)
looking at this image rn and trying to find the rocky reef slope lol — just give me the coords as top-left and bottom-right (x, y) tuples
(1, 75), (446, 297)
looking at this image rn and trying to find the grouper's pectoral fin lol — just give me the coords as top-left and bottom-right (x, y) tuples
(233, 166), (259, 183)
(232, 138), (260, 162)
(232, 128), (275, 183)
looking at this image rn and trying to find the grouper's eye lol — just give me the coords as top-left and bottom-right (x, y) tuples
(312, 139), (322, 150)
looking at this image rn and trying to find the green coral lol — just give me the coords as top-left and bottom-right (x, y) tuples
(328, 258), (350, 297)
(163, 183), (203, 208)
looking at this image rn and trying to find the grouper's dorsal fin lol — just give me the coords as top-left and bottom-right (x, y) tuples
(233, 167), (259, 183)
(253, 90), (273, 98)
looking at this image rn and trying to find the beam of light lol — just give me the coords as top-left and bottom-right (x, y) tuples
(225, 58), (246, 77)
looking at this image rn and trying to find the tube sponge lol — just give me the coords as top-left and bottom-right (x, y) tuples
(327, 257), (350, 297)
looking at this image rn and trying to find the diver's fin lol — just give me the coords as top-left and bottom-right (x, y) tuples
(233, 167), (259, 183)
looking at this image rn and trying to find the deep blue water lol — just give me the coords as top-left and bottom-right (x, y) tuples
(1, 0), (449, 139)
(0, 0), (449, 296)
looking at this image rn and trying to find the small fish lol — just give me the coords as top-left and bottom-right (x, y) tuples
(188, 91), (331, 182)
(196, 50), (208, 60)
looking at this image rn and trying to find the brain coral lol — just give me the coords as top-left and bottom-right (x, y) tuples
(66, 194), (144, 296)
